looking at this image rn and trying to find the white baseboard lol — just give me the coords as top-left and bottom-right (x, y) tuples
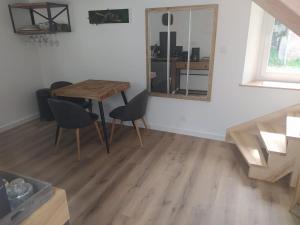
(148, 123), (225, 141)
(110, 119), (225, 141)
(0, 114), (225, 141)
(0, 113), (39, 133)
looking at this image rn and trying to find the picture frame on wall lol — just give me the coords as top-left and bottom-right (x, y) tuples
(89, 9), (129, 24)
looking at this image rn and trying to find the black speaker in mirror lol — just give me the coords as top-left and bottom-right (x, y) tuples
(162, 13), (173, 26)
(191, 48), (200, 62)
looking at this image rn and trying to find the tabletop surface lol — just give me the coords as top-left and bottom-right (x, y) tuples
(21, 188), (69, 225)
(53, 79), (130, 101)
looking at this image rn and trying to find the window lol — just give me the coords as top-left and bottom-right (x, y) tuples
(259, 15), (300, 83)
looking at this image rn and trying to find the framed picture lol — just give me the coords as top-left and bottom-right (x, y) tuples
(89, 9), (129, 24)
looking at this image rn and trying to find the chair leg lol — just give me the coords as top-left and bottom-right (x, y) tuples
(88, 99), (93, 112)
(55, 126), (60, 145)
(134, 121), (143, 147)
(56, 127), (63, 147)
(110, 119), (116, 146)
(76, 129), (81, 161)
(141, 117), (148, 130)
(94, 121), (104, 144)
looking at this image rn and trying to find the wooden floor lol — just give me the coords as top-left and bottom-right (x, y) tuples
(0, 120), (299, 225)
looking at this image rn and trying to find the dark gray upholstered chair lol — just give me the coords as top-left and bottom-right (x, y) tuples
(50, 81), (92, 111)
(48, 99), (103, 160)
(50, 81), (93, 146)
(109, 90), (149, 147)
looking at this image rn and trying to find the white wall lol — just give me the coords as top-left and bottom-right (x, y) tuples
(0, 0), (43, 132)
(243, 3), (265, 83)
(33, 0), (300, 140)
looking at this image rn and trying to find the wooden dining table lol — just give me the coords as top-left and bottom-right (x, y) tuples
(52, 79), (130, 153)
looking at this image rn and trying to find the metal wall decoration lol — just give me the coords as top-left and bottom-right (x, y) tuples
(89, 9), (129, 24)
(8, 2), (71, 34)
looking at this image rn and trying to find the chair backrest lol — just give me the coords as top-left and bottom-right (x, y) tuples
(50, 81), (85, 103)
(123, 90), (149, 121)
(48, 99), (93, 129)
(50, 81), (72, 90)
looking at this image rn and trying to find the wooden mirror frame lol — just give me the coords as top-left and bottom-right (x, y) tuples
(145, 4), (218, 101)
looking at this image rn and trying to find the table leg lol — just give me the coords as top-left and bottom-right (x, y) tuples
(121, 91), (128, 104)
(121, 91), (135, 128)
(170, 60), (177, 93)
(98, 101), (110, 153)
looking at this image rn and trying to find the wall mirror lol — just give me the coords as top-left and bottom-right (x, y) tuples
(146, 5), (218, 101)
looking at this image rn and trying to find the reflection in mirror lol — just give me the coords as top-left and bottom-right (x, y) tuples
(148, 11), (169, 94)
(170, 10), (190, 96)
(186, 9), (214, 97)
(146, 5), (218, 101)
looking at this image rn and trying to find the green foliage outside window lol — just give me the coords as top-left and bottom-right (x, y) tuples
(268, 20), (300, 69)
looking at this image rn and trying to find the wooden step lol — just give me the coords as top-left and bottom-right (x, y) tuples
(248, 160), (294, 183)
(257, 122), (287, 155)
(230, 131), (267, 167)
(286, 113), (300, 139)
(226, 124), (260, 143)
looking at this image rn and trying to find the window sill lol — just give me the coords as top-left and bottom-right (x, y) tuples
(240, 80), (300, 91)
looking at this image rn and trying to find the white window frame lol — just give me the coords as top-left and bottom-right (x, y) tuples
(257, 12), (300, 83)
